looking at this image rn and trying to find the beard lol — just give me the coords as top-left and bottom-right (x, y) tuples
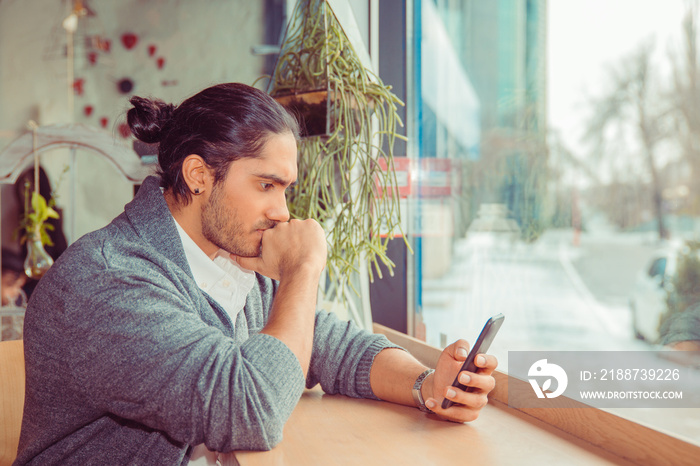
(200, 184), (273, 257)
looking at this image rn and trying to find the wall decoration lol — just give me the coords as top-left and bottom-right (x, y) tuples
(68, 21), (174, 138)
(117, 78), (134, 94)
(93, 36), (111, 52)
(120, 32), (139, 50)
(72, 78), (85, 96)
(118, 123), (131, 139)
(79, 0), (98, 18)
(35, 2), (181, 143)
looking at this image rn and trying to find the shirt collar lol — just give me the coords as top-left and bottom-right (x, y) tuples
(174, 220), (226, 289)
(172, 218), (255, 316)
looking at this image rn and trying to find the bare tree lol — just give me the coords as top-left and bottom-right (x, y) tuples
(670, 2), (700, 213)
(583, 43), (670, 240)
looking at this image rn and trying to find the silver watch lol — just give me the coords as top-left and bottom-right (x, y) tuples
(412, 369), (435, 413)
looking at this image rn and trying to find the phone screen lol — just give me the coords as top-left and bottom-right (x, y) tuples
(441, 313), (505, 409)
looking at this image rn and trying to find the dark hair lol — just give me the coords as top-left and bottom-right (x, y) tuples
(126, 83), (300, 204)
(1, 248), (24, 274)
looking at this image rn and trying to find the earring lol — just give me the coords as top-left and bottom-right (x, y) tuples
(194, 188), (200, 194)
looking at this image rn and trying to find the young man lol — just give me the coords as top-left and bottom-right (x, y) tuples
(15, 83), (497, 465)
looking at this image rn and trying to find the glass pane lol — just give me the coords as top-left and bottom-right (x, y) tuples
(407, 0), (700, 443)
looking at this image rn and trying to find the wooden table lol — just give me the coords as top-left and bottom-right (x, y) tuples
(222, 386), (633, 465)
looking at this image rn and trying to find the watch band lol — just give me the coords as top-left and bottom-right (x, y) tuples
(412, 369), (435, 413)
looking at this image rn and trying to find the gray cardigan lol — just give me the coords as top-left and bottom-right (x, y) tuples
(15, 176), (399, 465)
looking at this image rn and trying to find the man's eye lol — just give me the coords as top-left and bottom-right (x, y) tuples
(261, 183), (274, 190)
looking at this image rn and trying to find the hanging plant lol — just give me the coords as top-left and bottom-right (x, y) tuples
(14, 122), (63, 279)
(265, 0), (408, 299)
(19, 189), (60, 247)
(17, 186), (59, 279)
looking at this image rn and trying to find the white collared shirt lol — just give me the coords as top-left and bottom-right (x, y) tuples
(173, 220), (255, 326)
(172, 219), (256, 466)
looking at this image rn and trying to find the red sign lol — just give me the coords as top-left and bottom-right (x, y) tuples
(377, 156), (412, 198)
(376, 157), (460, 198)
(419, 158), (452, 197)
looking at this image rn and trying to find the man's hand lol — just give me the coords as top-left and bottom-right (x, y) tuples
(235, 219), (326, 378)
(233, 218), (327, 281)
(423, 340), (498, 422)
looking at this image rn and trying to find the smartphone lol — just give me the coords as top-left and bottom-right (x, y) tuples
(441, 313), (505, 409)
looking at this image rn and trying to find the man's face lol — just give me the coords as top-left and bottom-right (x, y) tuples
(200, 132), (298, 257)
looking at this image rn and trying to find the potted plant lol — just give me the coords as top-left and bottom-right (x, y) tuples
(15, 122), (62, 279)
(17, 182), (59, 279)
(264, 0), (408, 321)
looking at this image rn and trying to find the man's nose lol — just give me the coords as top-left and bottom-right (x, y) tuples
(267, 194), (290, 223)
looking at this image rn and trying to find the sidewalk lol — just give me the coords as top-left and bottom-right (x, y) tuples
(420, 229), (649, 370)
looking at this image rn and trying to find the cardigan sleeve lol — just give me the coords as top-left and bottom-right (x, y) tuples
(250, 274), (405, 401)
(305, 310), (405, 399)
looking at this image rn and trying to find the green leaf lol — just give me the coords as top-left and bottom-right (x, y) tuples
(31, 192), (47, 216)
(21, 191), (61, 247)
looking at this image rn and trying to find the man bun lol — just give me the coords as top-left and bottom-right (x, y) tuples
(126, 96), (175, 144)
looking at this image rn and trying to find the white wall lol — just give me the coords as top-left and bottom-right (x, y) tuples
(0, 0), (267, 248)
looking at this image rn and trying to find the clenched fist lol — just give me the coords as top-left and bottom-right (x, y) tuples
(233, 218), (327, 281)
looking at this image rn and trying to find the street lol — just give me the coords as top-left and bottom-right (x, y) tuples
(421, 228), (653, 366)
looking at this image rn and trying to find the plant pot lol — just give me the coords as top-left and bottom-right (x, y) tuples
(274, 89), (329, 137)
(274, 89), (374, 138)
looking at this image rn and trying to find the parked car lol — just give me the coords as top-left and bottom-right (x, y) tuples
(629, 246), (678, 343)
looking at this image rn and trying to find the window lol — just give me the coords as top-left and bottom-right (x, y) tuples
(396, 0), (700, 445)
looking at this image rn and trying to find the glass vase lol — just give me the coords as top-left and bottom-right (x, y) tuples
(24, 236), (54, 279)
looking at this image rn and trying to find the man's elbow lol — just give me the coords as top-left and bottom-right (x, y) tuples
(257, 419), (284, 451)
(213, 422), (283, 452)
(243, 418), (285, 451)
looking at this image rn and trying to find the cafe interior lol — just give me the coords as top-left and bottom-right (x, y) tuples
(1, 0), (699, 464)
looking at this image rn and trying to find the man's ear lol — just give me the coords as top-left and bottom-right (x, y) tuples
(181, 154), (211, 195)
